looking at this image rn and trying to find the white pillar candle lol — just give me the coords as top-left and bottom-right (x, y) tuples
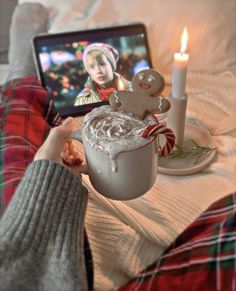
(167, 27), (189, 146)
(172, 27), (189, 99)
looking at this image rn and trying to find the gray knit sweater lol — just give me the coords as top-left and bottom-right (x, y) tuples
(0, 160), (89, 291)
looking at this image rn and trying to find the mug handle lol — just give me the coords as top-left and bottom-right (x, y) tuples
(140, 123), (175, 156)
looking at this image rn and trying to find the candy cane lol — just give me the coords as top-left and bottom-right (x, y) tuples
(140, 123), (175, 156)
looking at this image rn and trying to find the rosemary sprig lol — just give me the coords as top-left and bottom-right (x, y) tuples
(168, 140), (216, 165)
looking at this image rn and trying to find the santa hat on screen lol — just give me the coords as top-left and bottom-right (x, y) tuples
(83, 43), (119, 72)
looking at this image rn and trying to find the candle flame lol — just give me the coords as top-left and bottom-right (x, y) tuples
(118, 79), (125, 90)
(180, 27), (188, 54)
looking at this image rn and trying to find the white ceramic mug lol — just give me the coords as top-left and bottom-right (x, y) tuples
(70, 125), (174, 200)
(85, 134), (157, 200)
(69, 105), (175, 201)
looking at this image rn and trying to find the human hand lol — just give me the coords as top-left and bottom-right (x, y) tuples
(34, 117), (88, 176)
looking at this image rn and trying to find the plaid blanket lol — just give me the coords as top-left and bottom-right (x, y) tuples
(119, 192), (236, 291)
(0, 77), (61, 215)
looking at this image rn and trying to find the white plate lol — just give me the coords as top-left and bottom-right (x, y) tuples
(158, 123), (216, 175)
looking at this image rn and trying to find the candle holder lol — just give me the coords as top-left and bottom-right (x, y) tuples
(158, 93), (216, 176)
(167, 93), (188, 147)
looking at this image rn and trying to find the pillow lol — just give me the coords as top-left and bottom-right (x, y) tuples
(115, 0), (236, 76)
(32, 0), (236, 76)
(0, 0), (17, 64)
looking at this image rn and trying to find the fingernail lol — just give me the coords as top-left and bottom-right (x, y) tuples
(62, 117), (73, 126)
(74, 158), (83, 166)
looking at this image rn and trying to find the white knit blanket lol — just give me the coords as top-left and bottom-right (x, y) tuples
(83, 72), (236, 290)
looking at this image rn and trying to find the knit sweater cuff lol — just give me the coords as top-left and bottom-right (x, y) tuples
(0, 160), (88, 256)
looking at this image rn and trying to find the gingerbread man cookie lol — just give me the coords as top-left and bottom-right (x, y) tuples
(109, 69), (170, 119)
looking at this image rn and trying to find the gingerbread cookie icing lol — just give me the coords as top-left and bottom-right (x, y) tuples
(109, 69), (170, 119)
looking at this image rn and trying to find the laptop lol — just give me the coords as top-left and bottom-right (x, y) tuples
(32, 23), (152, 117)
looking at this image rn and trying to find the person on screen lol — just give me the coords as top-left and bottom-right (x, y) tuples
(74, 42), (132, 106)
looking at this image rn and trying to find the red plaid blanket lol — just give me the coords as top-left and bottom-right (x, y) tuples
(0, 77), (61, 215)
(119, 192), (236, 291)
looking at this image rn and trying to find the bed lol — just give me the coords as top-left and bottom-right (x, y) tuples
(1, 1), (236, 290)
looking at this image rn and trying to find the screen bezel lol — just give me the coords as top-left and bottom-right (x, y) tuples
(32, 23), (153, 117)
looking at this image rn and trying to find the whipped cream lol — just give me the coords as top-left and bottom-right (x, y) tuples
(82, 106), (153, 161)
